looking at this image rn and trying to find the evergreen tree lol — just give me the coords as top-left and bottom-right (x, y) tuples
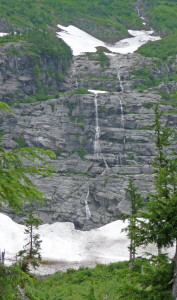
(122, 178), (144, 267)
(17, 209), (42, 273)
(136, 105), (177, 298)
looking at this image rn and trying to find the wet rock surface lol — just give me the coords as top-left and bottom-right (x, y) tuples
(1, 52), (177, 230)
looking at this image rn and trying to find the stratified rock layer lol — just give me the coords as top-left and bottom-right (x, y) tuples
(1, 53), (177, 229)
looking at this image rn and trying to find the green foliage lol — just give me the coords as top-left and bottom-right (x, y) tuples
(158, 89), (171, 101)
(144, 0), (177, 33)
(0, 102), (12, 112)
(131, 67), (160, 90)
(0, 101), (56, 211)
(0, 263), (31, 300)
(122, 179), (144, 261)
(24, 259), (173, 299)
(137, 0), (177, 61)
(73, 147), (87, 159)
(137, 31), (177, 60)
(0, 29), (72, 102)
(14, 134), (28, 148)
(17, 209), (42, 273)
(171, 89), (177, 107)
(12, 92), (61, 105)
(142, 102), (155, 109)
(63, 170), (90, 177)
(68, 88), (91, 96)
(0, 0), (143, 43)
(137, 105), (177, 249)
(0, 146), (56, 211)
(96, 50), (110, 68)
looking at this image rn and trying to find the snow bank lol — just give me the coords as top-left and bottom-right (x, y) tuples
(0, 33), (8, 37)
(57, 24), (161, 56)
(88, 90), (109, 94)
(0, 213), (175, 275)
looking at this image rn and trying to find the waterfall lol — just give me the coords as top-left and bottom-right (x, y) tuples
(117, 71), (124, 92)
(90, 90), (109, 170)
(103, 156), (109, 169)
(119, 99), (125, 128)
(85, 189), (91, 220)
(72, 64), (79, 89)
(123, 136), (126, 149)
(116, 98), (126, 166)
(137, 7), (140, 17)
(116, 153), (123, 166)
(94, 94), (101, 157)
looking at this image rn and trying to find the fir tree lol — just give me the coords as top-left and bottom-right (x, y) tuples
(17, 209), (42, 273)
(136, 105), (177, 298)
(122, 178), (144, 267)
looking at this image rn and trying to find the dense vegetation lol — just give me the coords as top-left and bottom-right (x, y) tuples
(0, 0), (143, 42)
(24, 258), (173, 299)
(137, 0), (177, 60)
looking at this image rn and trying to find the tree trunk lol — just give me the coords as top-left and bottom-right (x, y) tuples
(129, 239), (133, 261)
(158, 246), (162, 255)
(172, 241), (177, 299)
(129, 239), (134, 270)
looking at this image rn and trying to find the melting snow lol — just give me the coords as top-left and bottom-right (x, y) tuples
(0, 33), (8, 37)
(0, 213), (174, 275)
(88, 89), (108, 94)
(57, 24), (161, 56)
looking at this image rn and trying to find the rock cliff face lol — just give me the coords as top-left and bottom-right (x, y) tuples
(0, 42), (71, 104)
(1, 52), (177, 230)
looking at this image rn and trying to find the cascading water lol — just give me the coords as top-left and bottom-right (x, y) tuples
(93, 93), (109, 169)
(84, 189), (91, 220)
(119, 99), (125, 129)
(136, 4), (146, 25)
(117, 153), (123, 166)
(103, 157), (109, 169)
(72, 64), (79, 89)
(94, 94), (101, 158)
(117, 71), (124, 92)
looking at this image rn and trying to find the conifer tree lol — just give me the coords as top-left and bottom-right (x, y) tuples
(17, 209), (42, 273)
(136, 105), (177, 298)
(122, 178), (144, 267)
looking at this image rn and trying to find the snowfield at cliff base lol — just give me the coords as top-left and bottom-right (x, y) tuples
(0, 213), (175, 275)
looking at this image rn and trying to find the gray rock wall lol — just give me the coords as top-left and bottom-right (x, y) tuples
(1, 85), (177, 229)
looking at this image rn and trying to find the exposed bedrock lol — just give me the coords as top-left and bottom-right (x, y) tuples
(1, 84), (177, 229)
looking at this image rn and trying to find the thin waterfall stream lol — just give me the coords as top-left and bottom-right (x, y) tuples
(117, 71), (124, 92)
(94, 94), (101, 157)
(92, 92), (109, 170)
(84, 189), (91, 220)
(119, 99), (125, 128)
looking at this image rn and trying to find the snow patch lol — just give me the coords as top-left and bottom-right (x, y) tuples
(88, 89), (108, 94)
(57, 24), (161, 56)
(0, 213), (175, 275)
(0, 33), (8, 37)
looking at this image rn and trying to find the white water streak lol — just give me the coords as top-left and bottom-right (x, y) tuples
(117, 71), (124, 92)
(119, 99), (125, 128)
(94, 94), (101, 157)
(85, 189), (91, 220)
